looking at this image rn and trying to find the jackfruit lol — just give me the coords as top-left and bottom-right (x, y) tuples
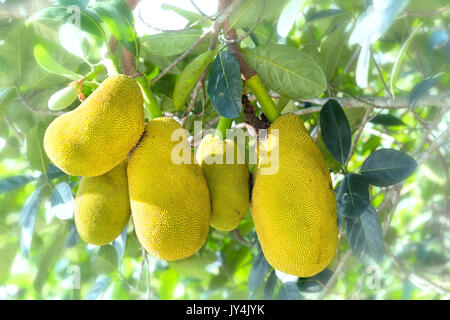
(44, 74), (144, 177)
(251, 113), (337, 277)
(48, 86), (78, 111)
(75, 161), (131, 246)
(196, 134), (249, 231)
(127, 117), (211, 261)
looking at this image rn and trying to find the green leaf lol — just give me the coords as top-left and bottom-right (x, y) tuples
(306, 9), (346, 22)
(390, 22), (423, 94)
(355, 43), (370, 88)
(112, 227), (127, 263)
(0, 20), (38, 89)
(248, 246), (271, 292)
(409, 73), (443, 109)
(242, 44), (327, 99)
(0, 88), (17, 121)
(320, 99), (352, 165)
(0, 243), (18, 284)
(207, 51), (242, 119)
(370, 114), (405, 127)
(345, 205), (384, 263)
(349, 0), (409, 46)
(229, 0), (290, 29)
(173, 50), (216, 111)
(0, 175), (35, 194)
(161, 4), (205, 24)
(297, 269), (333, 292)
(141, 30), (207, 57)
(263, 270), (278, 299)
(19, 185), (46, 258)
(87, 276), (111, 300)
(92, 245), (119, 275)
(88, 0), (140, 56)
(276, 0), (305, 37)
(33, 227), (67, 292)
(34, 40), (82, 80)
(48, 86), (78, 110)
(65, 223), (79, 248)
(49, 182), (74, 221)
(159, 269), (179, 300)
(26, 4), (106, 41)
(321, 24), (348, 80)
(360, 149), (417, 187)
(27, 122), (50, 175)
(339, 174), (370, 218)
(277, 282), (302, 300)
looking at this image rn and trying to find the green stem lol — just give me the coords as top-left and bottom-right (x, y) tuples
(85, 64), (106, 81)
(135, 75), (163, 120)
(277, 96), (290, 112)
(102, 55), (120, 76)
(215, 117), (233, 139)
(245, 75), (280, 123)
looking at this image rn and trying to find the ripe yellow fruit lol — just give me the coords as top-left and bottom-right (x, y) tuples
(128, 117), (211, 261)
(251, 113), (337, 277)
(44, 74), (144, 177)
(75, 161), (131, 246)
(196, 134), (249, 231)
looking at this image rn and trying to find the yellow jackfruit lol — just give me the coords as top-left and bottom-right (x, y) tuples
(127, 117), (210, 261)
(251, 113), (337, 277)
(196, 134), (249, 231)
(44, 74), (144, 177)
(75, 161), (131, 246)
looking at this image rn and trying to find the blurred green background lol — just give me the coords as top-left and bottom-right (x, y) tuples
(0, 0), (449, 300)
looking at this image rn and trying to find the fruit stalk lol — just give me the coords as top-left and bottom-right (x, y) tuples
(215, 117), (233, 139)
(135, 75), (163, 120)
(245, 75), (280, 123)
(219, 0), (280, 124)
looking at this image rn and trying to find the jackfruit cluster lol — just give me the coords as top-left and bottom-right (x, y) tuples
(44, 74), (337, 274)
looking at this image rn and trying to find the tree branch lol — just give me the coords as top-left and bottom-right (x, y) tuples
(15, 87), (65, 116)
(385, 245), (449, 295)
(150, 0), (244, 85)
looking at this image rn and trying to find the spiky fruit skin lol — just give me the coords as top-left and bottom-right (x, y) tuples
(196, 134), (249, 231)
(128, 117), (211, 261)
(251, 113), (338, 277)
(75, 162), (131, 246)
(44, 74), (144, 177)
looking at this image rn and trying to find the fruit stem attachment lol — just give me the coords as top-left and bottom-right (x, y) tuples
(135, 75), (163, 120)
(215, 117), (233, 139)
(245, 75), (280, 123)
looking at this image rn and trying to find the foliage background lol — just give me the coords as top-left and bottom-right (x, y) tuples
(0, 0), (449, 300)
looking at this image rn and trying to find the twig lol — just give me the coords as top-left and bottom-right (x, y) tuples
(15, 87), (65, 116)
(181, 18), (222, 125)
(370, 49), (394, 99)
(344, 106), (374, 168)
(232, 230), (251, 247)
(138, 6), (207, 33)
(4, 115), (25, 143)
(220, 0), (265, 45)
(150, 31), (211, 84)
(150, 0), (244, 85)
(190, 0), (217, 20)
(343, 46), (361, 74)
(385, 245), (449, 295)
(291, 93), (450, 111)
(317, 250), (352, 300)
